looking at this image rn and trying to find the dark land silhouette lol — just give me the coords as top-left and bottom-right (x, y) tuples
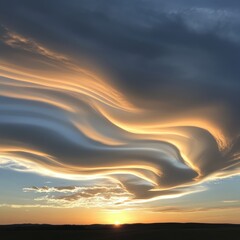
(0, 223), (239, 240)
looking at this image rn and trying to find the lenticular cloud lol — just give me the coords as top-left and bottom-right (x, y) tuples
(0, 28), (239, 205)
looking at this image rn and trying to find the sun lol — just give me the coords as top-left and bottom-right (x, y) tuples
(114, 221), (121, 227)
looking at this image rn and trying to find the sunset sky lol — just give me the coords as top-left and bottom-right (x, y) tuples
(0, 0), (240, 225)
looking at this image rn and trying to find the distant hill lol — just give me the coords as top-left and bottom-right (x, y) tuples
(0, 223), (239, 240)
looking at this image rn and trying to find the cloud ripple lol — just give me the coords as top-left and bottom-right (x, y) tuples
(0, 27), (239, 206)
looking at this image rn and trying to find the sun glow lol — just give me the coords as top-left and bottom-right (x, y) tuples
(114, 221), (121, 227)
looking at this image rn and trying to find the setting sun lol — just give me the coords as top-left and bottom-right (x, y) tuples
(114, 221), (121, 227)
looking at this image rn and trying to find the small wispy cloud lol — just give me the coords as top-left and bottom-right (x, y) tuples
(169, 8), (240, 43)
(222, 200), (239, 203)
(143, 204), (240, 213)
(23, 186), (80, 193)
(0, 203), (62, 209)
(1, 26), (68, 61)
(23, 184), (133, 208)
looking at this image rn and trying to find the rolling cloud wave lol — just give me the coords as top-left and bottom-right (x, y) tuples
(0, 27), (239, 206)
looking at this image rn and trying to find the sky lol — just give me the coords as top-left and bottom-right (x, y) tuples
(0, 0), (240, 225)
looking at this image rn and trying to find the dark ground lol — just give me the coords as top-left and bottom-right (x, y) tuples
(0, 223), (239, 240)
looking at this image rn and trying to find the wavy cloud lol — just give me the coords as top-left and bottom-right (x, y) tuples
(0, 24), (239, 208)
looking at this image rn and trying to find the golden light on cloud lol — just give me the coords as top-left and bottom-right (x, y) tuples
(0, 26), (239, 212)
